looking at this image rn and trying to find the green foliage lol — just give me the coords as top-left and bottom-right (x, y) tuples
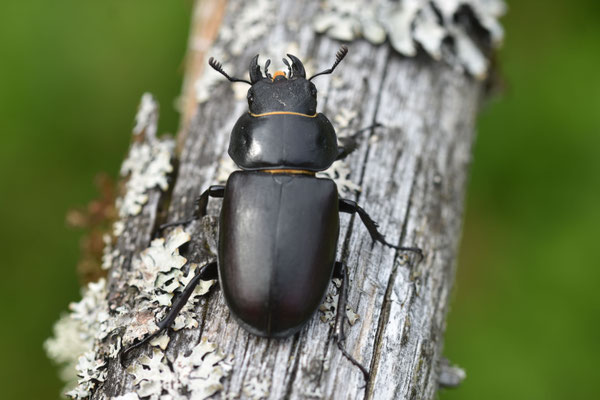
(442, 1), (600, 399)
(0, 1), (190, 398)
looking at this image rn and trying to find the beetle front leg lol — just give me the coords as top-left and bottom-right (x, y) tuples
(336, 123), (382, 161)
(159, 185), (225, 230)
(332, 261), (370, 382)
(339, 198), (423, 259)
(120, 261), (218, 367)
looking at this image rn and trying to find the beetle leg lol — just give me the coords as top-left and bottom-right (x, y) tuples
(120, 261), (218, 367)
(332, 261), (370, 382)
(158, 185), (225, 230)
(339, 199), (423, 260)
(336, 123), (382, 161)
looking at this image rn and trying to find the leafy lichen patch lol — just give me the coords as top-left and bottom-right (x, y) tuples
(318, 278), (360, 326)
(242, 376), (271, 400)
(317, 161), (361, 196)
(45, 279), (111, 398)
(314, 0), (506, 78)
(122, 339), (232, 400)
(117, 93), (174, 218)
(46, 226), (216, 399)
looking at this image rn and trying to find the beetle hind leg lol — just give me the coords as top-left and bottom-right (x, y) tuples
(120, 261), (218, 367)
(332, 262), (370, 383)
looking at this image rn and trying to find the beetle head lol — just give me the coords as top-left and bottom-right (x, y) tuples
(208, 46), (348, 117)
(246, 54), (317, 116)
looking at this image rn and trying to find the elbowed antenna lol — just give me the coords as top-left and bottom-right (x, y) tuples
(208, 57), (252, 85)
(308, 45), (349, 81)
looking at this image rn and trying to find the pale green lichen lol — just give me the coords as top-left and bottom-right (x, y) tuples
(117, 93), (174, 218)
(314, 0), (506, 79)
(242, 376), (271, 400)
(317, 161), (361, 196)
(122, 339), (232, 400)
(46, 227), (216, 399)
(318, 278), (360, 326)
(44, 279), (110, 398)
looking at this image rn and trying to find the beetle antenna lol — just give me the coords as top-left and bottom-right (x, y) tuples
(264, 59), (272, 80)
(208, 57), (252, 85)
(308, 45), (348, 81)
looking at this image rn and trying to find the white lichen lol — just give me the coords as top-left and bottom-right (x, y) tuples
(113, 394), (141, 400)
(318, 161), (361, 196)
(47, 226), (217, 399)
(196, 0), (278, 104)
(242, 376), (271, 400)
(45, 279), (111, 398)
(133, 92), (158, 137)
(118, 138), (174, 217)
(124, 227), (216, 344)
(129, 227), (215, 310)
(123, 339), (232, 400)
(219, 0), (277, 57)
(314, 0), (506, 78)
(117, 93), (174, 218)
(101, 234), (118, 270)
(319, 278), (360, 326)
(65, 351), (108, 399)
(333, 108), (358, 130)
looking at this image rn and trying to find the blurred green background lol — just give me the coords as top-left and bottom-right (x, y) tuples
(0, 0), (598, 399)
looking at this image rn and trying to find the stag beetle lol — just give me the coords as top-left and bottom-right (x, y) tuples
(121, 46), (422, 380)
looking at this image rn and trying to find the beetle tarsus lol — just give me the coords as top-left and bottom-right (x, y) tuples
(119, 261), (218, 367)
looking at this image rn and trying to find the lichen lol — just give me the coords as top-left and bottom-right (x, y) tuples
(314, 0), (506, 79)
(44, 279), (110, 398)
(124, 227), (216, 343)
(46, 227), (216, 399)
(242, 376), (271, 400)
(117, 93), (174, 218)
(133, 93), (158, 137)
(317, 161), (361, 196)
(195, 0), (277, 104)
(118, 138), (174, 218)
(219, 0), (277, 57)
(318, 278), (359, 326)
(65, 351), (108, 399)
(122, 339), (232, 400)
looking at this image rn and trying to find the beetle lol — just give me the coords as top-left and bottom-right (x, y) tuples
(121, 46), (422, 379)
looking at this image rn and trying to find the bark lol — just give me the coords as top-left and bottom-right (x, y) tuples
(95, 0), (486, 398)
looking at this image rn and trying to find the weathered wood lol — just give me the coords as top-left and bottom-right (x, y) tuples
(88, 1), (492, 399)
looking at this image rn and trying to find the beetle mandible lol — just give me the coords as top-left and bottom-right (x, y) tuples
(121, 46), (423, 380)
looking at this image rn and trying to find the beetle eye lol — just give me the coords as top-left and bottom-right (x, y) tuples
(247, 91), (254, 103)
(310, 85), (317, 98)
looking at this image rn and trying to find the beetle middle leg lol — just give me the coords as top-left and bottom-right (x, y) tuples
(120, 261), (218, 366)
(339, 198), (423, 259)
(159, 185), (225, 230)
(332, 261), (370, 382)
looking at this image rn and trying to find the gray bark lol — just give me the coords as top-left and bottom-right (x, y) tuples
(96, 0), (484, 399)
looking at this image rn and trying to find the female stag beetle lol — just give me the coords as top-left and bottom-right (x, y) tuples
(121, 46), (422, 380)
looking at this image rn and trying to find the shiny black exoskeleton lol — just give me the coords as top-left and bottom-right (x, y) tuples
(121, 46), (422, 380)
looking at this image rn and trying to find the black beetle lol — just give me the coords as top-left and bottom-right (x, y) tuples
(121, 46), (422, 379)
